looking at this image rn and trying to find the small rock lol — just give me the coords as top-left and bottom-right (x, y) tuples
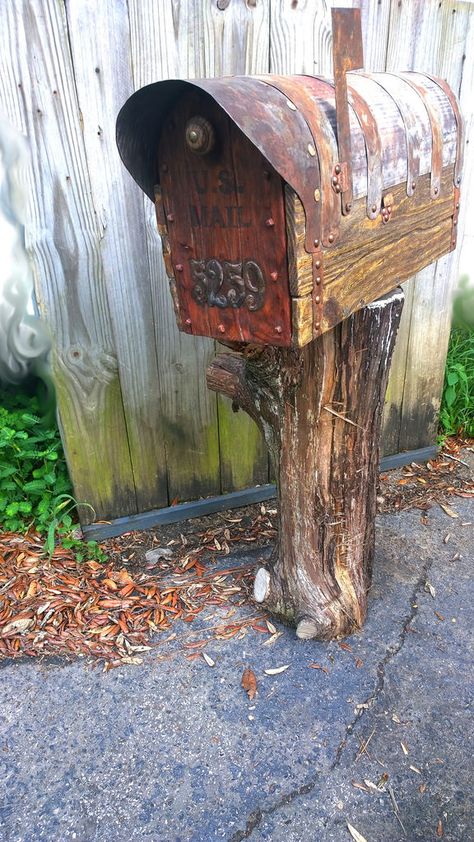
(145, 547), (173, 563)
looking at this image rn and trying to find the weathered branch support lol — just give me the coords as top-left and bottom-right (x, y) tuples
(208, 290), (404, 638)
(117, 9), (462, 639)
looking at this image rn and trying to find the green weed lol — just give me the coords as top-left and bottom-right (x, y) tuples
(0, 382), (105, 562)
(439, 277), (474, 439)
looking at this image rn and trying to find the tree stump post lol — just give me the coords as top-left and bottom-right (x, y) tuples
(207, 289), (404, 640)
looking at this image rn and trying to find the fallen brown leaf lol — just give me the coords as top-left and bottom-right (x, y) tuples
(241, 667), (257, 700)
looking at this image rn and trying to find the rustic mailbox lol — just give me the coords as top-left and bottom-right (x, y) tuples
(116, 19), (462, 350)
(117, 9), (463, 640)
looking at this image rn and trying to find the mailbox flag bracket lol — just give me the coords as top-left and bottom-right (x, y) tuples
(331, 7), (364, 215)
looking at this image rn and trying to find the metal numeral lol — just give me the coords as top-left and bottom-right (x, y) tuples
(190, 258), (266, 311)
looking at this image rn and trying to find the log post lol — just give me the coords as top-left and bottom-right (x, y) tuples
(207, 289), (404, 640)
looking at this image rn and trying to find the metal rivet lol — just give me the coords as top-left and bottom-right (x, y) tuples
(275, 325), (282, 334)
(328, 233), (334, 243)
(218, 324), (226, 333)
(345, 202), (352, 212)
(308, 143), (316, 157)
(286, 99), (297, 111)
(314, 188), (321, 202)
(315, 296), (321, 304)
(315, 322), (321, 330)
(270, 271), (278, 281)
(315, 260), (321, 269)
(265, 218), (275, 227)
(387, 206), (392, 213)
(434, 186), (439, 195)
(371, 204), (377, 213)
(456, 176), (461, 184)
(335, 185), (341, 194)
(456, 202), (460, 209)
(316, 276), (321, 284)
(176, 264), (183, 272)
(331, 176), (338, 186)
(412, 181), (416, 190)
(453, 220), (457, 226)
(335, 164), (341, 175)
(167, 213), (174, 222)
(314, 239), (319, 247)
(185, 318), (192, 326)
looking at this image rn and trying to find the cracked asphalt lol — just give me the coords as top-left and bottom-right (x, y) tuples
(1, 498), (473, 842)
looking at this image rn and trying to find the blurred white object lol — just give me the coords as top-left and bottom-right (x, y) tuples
(0, 117), (51, 384)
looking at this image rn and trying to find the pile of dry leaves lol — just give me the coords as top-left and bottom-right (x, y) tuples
(0, 438), (472, 668)
(379, 437), (473, 514)
(0, 509), (276, 668)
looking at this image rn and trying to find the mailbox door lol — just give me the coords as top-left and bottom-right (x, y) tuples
(158, 90), (292, 346)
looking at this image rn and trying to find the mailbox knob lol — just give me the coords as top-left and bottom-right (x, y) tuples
(185, 116), (215, 155)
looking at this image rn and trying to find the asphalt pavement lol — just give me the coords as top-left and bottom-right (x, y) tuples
(1, 499), (472, 842)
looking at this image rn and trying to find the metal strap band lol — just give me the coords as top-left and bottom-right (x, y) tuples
(258, 75), (339, 249)
(346, 76), (383, 219)
(398, 72), (443, 200)
(361, 72), (420, 197)
(425, 74), (464, 187)
(197, 77), (323, 253)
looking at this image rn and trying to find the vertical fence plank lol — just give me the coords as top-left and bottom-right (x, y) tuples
(385, 0), (472, 452)
(270, 0), (333, 75)
(66, 0), (168, 511)
(128, 0), (220, 503)
(128, 0), (270, 501)
(204, 0), (272, 494)
(0, 0), (136, 521)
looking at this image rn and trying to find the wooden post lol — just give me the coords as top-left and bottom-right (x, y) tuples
(207, 289), (404, 640)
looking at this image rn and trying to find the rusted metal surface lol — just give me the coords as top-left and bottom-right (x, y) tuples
(399, 72), (443, 200)
(312, 250), (324, 337)
(301, 77), (342, 242)
(254, 75), (322, 249)
(425, 74), (464, 187)
(117, 69), (460, 230)
(331, 7), (364, 215)
(197, 77), (322, 252)
(346, 76), (383, 220)
(158, 89), (292, 347)
(116, 56), (463, 348)
(255, 74), (340, 248)
(364, 72), (421, 197)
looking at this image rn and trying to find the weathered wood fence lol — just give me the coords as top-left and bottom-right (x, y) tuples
(1, 0), (473, 530)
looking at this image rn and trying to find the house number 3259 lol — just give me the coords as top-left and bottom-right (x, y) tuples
(189, 258), (266, 311)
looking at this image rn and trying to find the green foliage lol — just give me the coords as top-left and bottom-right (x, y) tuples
(0, 382), (105, 562)
(439, 278), (474, 439)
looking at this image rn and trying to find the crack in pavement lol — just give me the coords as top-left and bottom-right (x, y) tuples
(228, 556), (434, 842)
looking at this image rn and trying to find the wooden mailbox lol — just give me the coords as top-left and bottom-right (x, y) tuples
(117, 9), (464, 641)
(116, 20), (462, 351)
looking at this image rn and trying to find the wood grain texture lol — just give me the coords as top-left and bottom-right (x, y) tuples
(322, 168), (455, 333)
(159, 93), (292, 346)
(270, 0), (334, 76)
(128, 0), (270, 500)
(285, 187), (313, 297)
(66, 0), (168, 511)
(208, 289), (404, 638)
(382, 0), (471, 454)
(0, 0), (137, 522)
(2, 0), (472, 526)
(361, 0), (474, 453)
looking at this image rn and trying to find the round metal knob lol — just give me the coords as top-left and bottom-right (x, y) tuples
(185, 116), (215, 155)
